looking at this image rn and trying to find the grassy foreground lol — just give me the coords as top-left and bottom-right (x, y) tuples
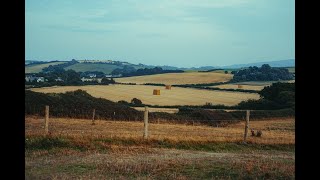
(26, 117), (295, 179)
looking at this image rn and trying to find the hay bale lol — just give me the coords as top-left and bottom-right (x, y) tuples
(238, 84), (243, 88)
(165, 85), (171, 90)
(153, 89), (160, 95)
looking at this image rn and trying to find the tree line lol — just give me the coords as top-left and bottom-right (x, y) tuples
(111, 67), (184, 77)
(231, 64), (294, 82)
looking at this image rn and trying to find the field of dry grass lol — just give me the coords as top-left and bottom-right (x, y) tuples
(212, 84), (265, 91)
(115, 72), (233, 85)
(30, 85), (259, 106)
(210, 80), (295, 91)
(25, 62), (67, 73)
(26, 117), (294, 144)
(25, 117), (295, 179)
(133, 107), (179, 113)
(26, 146), (294, 179)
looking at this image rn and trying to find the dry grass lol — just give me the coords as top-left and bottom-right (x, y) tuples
(25, 62), (67, 73)
(25, 117), (294, 145)
(115, 72), (233, 85)
(210, 80), (295, 91)
(212, 84), (265, 91)
(25, 116), (294, 179)
(25, 147), (294, 179)
(30, 84), (259, 106)
(133, 107), (179, 113)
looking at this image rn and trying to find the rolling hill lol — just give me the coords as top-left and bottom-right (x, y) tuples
(25, 61), (67, 73)
(25, 59), (295, 74)
(221, 59), (295, 69)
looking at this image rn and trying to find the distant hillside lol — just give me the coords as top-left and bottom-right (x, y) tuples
(25, 59), (294, 74)
(25, 61), (67, 73)
(222, 59), (294, 69)
(65, 63), (123, 74)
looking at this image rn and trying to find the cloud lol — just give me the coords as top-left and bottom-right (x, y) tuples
(44, 24), (114, 34)
(75, 0), (252, 23)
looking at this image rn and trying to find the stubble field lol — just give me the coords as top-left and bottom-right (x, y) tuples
(115, 72), (233, 85)
(30, 84), (259, 106)
(25, 117), (295, 179)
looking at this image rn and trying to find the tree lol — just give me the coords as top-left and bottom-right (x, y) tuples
(131, 98), (142, 105)
(224, 70), (228, 74)
(101, 77), (115, 85)
(231, 64), (294, 82)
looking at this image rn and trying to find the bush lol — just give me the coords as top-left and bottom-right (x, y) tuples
(118, 100), (129, 105)
(25, 90), (143, 120)
(256, 130), (262, 137)
(131, 98), (142, 105)
(101, 77), (115, 85)
(231, 64), (294, 82)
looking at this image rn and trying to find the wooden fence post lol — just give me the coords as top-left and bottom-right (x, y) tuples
(45, 105), (49, 134)
(243, 110), (250, 142)
(92, 109), (96, 125)
(143, 106), (149, 139)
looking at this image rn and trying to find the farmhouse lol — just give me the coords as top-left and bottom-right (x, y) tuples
(88, 74), (96, 78)
(36, 77), (45, 82)
(81, 77), (96, 82)
(81, 77), (101, 83)
(55, 77), (63, 82)
(25, 75), (45, 83)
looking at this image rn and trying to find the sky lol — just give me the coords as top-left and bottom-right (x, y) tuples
(25, 0), (294, 68)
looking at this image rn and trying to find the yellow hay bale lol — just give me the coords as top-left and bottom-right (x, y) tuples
(165, 85), (171, 90)
(153, 89), (160, 95)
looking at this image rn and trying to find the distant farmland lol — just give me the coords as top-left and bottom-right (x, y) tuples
(211, 80), (295, 91)
(212, 84), (265, 91)
(115, 72), (233, 85)
(25, 62), (67, 73)
(30, 84), (259, 106)
(64, 63), (122, 74)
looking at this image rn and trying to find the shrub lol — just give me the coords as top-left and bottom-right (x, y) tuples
(256, 130), (262, 137)
(131, 98), (142, 105)
(118, 100), (129, 105)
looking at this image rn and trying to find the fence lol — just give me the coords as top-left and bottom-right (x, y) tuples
(27, 105), (295, 143)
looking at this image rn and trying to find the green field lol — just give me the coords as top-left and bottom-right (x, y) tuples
(286, 67), (295, 73)
(64, 63), (123, 74)
(25, 62), (67, 73)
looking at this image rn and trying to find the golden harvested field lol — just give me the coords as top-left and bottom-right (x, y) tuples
(211, 80), (295, 91)
(25, 117), (295, 144)
(30, 85), (259, 106)
(115, 72), (233, 85)
(133, 107), (179, 113)
(212, 84), (265, 91)
(25, 62), (67, 73)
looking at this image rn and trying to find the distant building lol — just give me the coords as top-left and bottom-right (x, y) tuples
(88, 74), (96, 78)
(55, 77), (63, 82)
(36, 77), (45, 82)
(25, 75), (45, 83)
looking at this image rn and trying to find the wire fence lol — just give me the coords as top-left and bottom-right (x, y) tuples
(25, 106), (295, 143)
